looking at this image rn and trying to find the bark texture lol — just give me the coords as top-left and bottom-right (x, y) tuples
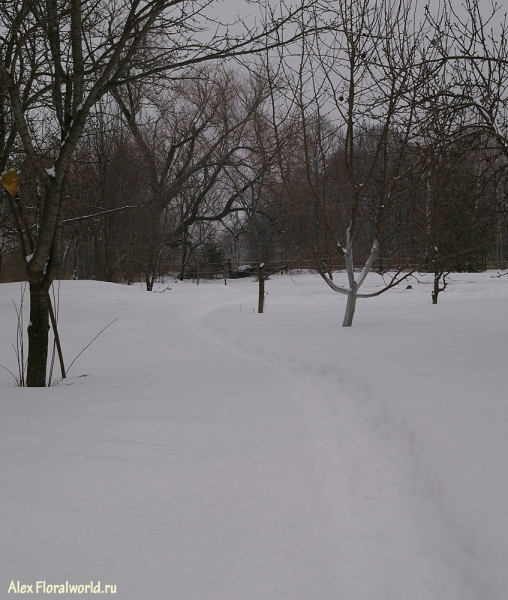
(26, 278), (51, 387)
(257, 264), (265, 313)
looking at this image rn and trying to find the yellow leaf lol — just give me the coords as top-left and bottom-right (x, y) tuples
(1, 168), (20, 197)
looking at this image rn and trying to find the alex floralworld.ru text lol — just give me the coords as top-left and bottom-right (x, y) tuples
(8, 581), (117, 594)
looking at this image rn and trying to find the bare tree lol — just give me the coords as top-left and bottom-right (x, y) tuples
(236, 177), (291, 312)
(61, 108), (150, 282)
(113, 66), (278, 286)
(415, 0), (508, 287)
(419, 143), (497, 303)
(424, 0), (508, 208)
(270, 0), (438, 326)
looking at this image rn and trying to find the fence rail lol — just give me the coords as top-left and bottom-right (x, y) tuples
(162, 257), (508, 282)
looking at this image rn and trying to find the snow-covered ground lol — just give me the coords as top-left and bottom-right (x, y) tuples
(1, 271), (507, 599)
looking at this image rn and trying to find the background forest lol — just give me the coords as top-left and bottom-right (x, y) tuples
(1, 63), (506, 287)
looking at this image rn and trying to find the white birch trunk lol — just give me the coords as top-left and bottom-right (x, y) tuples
(342, 229), (357, 327)
(342, 284), (357, 327)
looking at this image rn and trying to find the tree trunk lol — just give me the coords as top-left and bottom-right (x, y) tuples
(342, 289), (357, 327)
(26, 278), (51, 387)
(24, 180), (67, 387)
(179, 242), (188, 281)
(258, 264), (265, 313)
(432, 272), (440, 304)
(431, 270), (450, 304)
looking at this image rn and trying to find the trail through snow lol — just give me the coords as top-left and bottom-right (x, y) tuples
(1, 273), (507, 599)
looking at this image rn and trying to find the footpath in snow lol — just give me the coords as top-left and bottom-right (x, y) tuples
(1, 272), (507, 599)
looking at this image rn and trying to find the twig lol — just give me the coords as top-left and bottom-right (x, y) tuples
(66, 318), (119, 374)
(48, 295), (65, 379)
(0, 363), (18, 383)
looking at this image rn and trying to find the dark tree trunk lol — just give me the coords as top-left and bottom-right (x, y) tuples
(432, 272), (440, 304)
(432, 270), (447, 304)
(26, 278), (51, 387)
(24, 182), (67, 387)
(258, 264), (265, 313)
(431, 277), (440, 304)
(179, 242), (188, 281)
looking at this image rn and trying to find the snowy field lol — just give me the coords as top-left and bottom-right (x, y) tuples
(1, 271), (507, 599)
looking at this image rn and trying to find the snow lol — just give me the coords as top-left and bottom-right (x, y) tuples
(45, 167), (55, 177)
(1, 272), (508, 599)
